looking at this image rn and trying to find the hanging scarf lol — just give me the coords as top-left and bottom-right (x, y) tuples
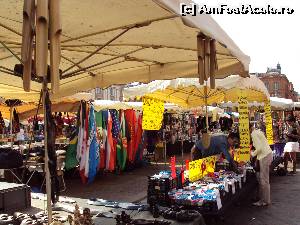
(134, 112), (143, 162)
(79, 102), (88, 184)
(65, 107), (80, 170)
(120, 110), (127, 170)
(0, 112), (5, 134)
(88, 105), (99, 183)
(83, 105), (90, 181)
(124, 109), (136, 163)
(95, 111), (105, 169)
(107, 111), (115, 171)
(12, 109), (20, 133)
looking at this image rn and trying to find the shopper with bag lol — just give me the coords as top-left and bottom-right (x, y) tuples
(283, 114), (300, 174)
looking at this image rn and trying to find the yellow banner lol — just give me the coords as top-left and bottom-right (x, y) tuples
(264, 101), (274, 145)
(189, 156), (217, 181)
(142, 97), (164, 130)
(238, 90), (250, 162)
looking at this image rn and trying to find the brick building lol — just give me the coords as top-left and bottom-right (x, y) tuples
(252, 63), (298, 101)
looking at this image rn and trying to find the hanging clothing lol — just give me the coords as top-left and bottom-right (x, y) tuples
(120, 110), (128, 170)
(83, 106), (90, 181)
(65, 131), (79, 170)
(45, 91), (59, 203)
(0, 112), (5, 134)
(78, 102), (88, 184)
(95, 111), (105, 169)
(134, 113), (143, 161)
(125, 109), (136, 163)
(104, 111), (115, 171)
(12, 109), (20, 133)
(88, 105), (100, 183)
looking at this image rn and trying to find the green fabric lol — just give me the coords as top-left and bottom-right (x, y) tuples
(117, 139), (122, 169)
(95, 111), (103, 128)
(65, 136), (79, 170)
(120, 111), (127, 170)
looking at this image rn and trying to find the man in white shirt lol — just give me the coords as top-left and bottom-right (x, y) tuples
(251, 129), (273, 206)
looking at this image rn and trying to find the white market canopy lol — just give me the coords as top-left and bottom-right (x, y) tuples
(93, 100), (180, 111)
(0, 0), (250, 101)
(270, 97), (294, 110)
(220, 97), (294, 110)
(124, 75), (270, 108)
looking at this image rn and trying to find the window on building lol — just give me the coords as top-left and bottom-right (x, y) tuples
(264, 82), (269, 90)
(95, 88), (102, 94)
(274, 82), (279, 91)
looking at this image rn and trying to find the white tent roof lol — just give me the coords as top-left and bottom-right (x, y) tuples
(124, 75), (269, 103)
(220, 97), (294, 110)
(93, 100), (180, 111)
(0, 0), (250, 101)
(270, 97), (294, 110)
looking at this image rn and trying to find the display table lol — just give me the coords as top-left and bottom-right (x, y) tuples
(93, 209), (206, 225)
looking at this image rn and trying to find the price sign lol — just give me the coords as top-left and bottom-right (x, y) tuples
(189, 159), (202, 182)
(264, 101), (274, 145)
(142, 97), (164, 130)
(238, 90), (250, 162)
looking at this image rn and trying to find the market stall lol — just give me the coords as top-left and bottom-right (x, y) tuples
(0, 0), (251, 222)
(124, 76), (271, 220)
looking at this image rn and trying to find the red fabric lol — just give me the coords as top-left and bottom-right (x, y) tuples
(125, 110), (136, 163)
(134, 114), (143, 161)
(107, 113), (115, 171)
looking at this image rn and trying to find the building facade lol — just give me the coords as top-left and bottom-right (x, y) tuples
(253, 63), (298, 101)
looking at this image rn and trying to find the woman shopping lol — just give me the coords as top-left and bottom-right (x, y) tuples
(251, 129), (273, 207)
(283, 114), (300, 174)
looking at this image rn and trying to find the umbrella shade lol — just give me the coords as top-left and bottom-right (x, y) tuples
(123, 75), (270, 108)
(1, 92), (93, 120)
(0, 102), (37, 119)
(0, 0), (250, 100)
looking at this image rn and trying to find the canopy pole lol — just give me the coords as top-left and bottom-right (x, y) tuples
(10, 106), (13, 148)
(42, 79), (52, 224)
(204, 84), (209, 133)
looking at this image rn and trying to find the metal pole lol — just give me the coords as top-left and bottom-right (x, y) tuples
(42, 80), (52, 224)
(181, 139), (184, 165)
(10, 106), (13, 148)
(204, 85), (209, 133)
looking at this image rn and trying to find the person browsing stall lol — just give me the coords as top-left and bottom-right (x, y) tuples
(251, 129), (272, 206)
(191, 132), (240, 170)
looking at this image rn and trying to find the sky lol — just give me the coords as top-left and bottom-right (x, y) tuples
(194, 0), (300, 92)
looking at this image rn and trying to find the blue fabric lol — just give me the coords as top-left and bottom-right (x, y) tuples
(195, 135), (233, 163)
(110, 109), (120, 139)
(88, 105), (100, 183)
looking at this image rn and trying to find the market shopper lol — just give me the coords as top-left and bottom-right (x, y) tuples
(251, 129), (273, 206)
(191, 132), (240, 170)
(283, 115), (300, 174)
